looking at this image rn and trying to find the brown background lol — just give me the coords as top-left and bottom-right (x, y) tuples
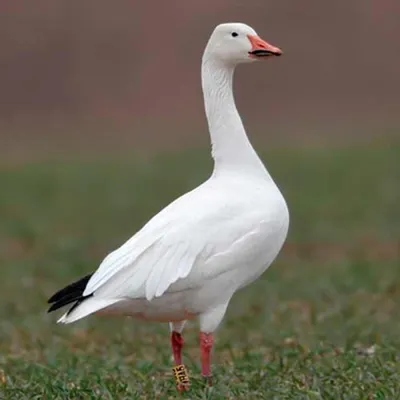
(1, 1), (399, 160)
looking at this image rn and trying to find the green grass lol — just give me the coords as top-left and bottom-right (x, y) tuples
(0, 143), (399, 399)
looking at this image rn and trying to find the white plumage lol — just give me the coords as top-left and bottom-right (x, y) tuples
(49, 22), (288, 385)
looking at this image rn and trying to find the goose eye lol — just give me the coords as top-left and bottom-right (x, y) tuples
(231, 32), (238, 38)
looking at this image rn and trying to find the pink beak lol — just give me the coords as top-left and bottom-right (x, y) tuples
(247, 34), (282, 58)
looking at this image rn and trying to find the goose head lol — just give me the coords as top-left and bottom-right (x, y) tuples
(203, 22), (282, 66)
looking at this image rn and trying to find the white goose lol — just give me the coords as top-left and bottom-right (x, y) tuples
(48, 22), (289, 390)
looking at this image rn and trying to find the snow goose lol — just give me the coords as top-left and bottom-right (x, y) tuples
(48, 22), (289, 390)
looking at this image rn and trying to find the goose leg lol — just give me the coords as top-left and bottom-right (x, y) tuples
(200, 332), (214, 385)
(199, 301), (230, 385)
(169, 321), (189, 391)
(170, 331), (184, 365)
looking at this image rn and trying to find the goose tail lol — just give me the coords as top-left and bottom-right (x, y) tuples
(47, 273), (119, 324)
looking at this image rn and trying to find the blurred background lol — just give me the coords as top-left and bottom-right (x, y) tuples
(1, 0), (399, 160)
(0, 2), (399, 397)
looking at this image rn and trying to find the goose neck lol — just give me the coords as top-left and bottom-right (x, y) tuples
(201, 57), (267, 177)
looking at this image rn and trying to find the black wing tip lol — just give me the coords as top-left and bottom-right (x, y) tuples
(47, 295), (79, 313)
(47, 294), (93, 314)
(47, 273), (94, 313)
(47, 273), (93, 303)
(47, 293), (59, 304)
(47, 302), (63, 313)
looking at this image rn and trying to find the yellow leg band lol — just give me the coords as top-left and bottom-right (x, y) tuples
(172, 364), (190, 387)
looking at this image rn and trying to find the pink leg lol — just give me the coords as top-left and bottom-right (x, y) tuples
(170, 331), (189, 391)
(200, 332), (214, 384)
(170, 331), (184, 365)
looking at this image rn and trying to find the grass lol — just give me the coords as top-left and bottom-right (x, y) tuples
(0, 142), (399, 399)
